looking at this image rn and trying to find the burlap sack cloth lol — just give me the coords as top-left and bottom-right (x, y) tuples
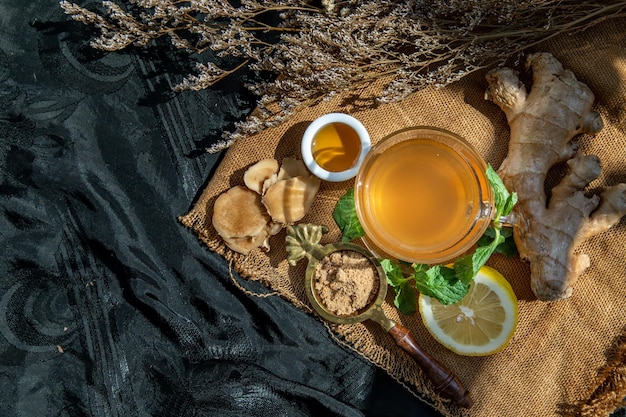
(180, 19), (626, 417)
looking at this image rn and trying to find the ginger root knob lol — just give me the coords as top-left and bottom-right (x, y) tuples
(485, 52), (626, 301)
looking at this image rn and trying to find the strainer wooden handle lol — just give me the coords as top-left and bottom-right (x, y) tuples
(389, 323), (473, 408)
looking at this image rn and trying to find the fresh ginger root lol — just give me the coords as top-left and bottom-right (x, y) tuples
(485, 52), (626, 301)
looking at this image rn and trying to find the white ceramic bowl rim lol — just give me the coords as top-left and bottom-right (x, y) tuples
(301, 113), (371, 182)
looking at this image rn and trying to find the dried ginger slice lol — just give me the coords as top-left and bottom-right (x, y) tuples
(223, 233), (271, 255)
(212, 157), (321, 254)
(277, 157), (309, 181)
(212, 186), (271, 254)
(244, 158), (279, 194)
(263, 175), (321, 224)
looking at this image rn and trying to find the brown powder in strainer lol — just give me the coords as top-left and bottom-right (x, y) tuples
(313, 250), (379, 316)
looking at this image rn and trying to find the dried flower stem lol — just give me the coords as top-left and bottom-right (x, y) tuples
(60, 0), (626, 152)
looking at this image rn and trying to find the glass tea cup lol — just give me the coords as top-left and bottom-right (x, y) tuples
(354, 126), (495, 265)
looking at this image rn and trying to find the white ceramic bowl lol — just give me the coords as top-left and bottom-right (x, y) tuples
(301, 113), (371, 182)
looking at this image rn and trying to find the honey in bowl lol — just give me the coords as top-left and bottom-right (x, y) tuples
(354, 127), (494, 264)
(311, 122), (362, 172)
(301, 113), (370, 182)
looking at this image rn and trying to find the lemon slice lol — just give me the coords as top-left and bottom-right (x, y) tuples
(418, 266), (518, 356)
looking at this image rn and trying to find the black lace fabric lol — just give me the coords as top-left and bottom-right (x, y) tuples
(0, 1), (440, 416)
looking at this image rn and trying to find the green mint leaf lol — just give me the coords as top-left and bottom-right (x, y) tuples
(380, 259), (406, 287)
(436, 265), (458, 282)
(453, 254), (476, 285)
(453, 248), (493, 285)
(478, 227), (519, 257)
(414, 265), (470, 305)
(486, 164), (510, 218)
(455, 229), (503, 284)
(499, 227), (514, 238)
(473, 243), (497, 268)
(502, 191), (518, 217)
(332, 188), (365, 242)
(477, 226), (496, 244)
(412, 263), (429, 274)
(393, 283), (418, 315)
(381, 259), (416, 315)
(493, 236), (519, 257)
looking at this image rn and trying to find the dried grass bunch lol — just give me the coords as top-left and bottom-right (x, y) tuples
(60, 0), (626, 152)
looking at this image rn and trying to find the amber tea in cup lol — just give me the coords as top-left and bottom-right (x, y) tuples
(301, 113), (370, 182)
(354, 127), (494, 264)
(311, 122), (362, 172)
